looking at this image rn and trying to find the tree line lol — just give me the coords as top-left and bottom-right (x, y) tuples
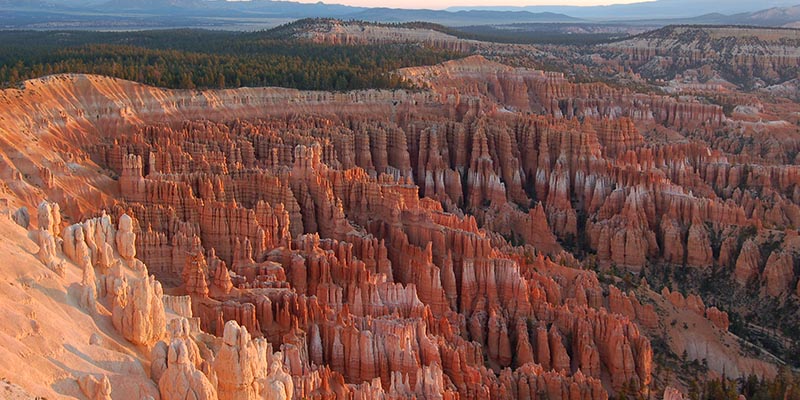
(0, 29), (461, 91)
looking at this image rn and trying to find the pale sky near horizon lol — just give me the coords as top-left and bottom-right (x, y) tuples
(289, 0), (649, 10)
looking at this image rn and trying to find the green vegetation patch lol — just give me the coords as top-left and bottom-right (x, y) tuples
(0, 28), (462, 91)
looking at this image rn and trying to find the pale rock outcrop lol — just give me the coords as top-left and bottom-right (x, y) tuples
(63, 223), (92, 268)
(151, 341), (170, 384)
(212, 319), (293, 400)
(77, 374), (112, 400)
(63, 222), (100, 312)
(214, 320), (263, 400)
(111, 274), (166, 346)
(152, 318), (205, 384)
(36, 228), (57, 268)
(259, 353), (294, 400)
(158, 339), (217, 400)
(117, 213), (137, 262)
(37, 200), (61, 235)
(82, 213), (116, 273)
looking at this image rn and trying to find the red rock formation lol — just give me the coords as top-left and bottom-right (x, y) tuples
(17, 61), (799, 399)
(660, 218), (685, 265)
(662, 287), (730, 331)
(591, 188), (658, 272)
(548, 325), (571, 373)
(535, 324), (552, 371)
(663, 386), (686, 400)
(609, 285), (637, 321)
(686, 221), (713, 268)
(705, 307), (730, 331)
(734, 239), (761, 286)
(182, 251), (210, 298)
(762, 251), (794, 297)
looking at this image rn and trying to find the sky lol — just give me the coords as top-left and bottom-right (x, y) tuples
(290, 0), (649, 10)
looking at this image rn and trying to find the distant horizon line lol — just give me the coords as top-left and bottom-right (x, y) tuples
(245, 0), (656, 11)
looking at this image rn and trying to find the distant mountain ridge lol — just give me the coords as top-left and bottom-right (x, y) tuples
(345, 8), (580, 25)
(1, 0), (581, 26)
(743, 5), (800, 26)
(101, 0), (208, 10)
(644, 5), (800, 27)
(448, 0), (800, 21)
(1, 0), (800, 29)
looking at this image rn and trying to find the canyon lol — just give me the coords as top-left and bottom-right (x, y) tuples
(0, 42), (799, 400)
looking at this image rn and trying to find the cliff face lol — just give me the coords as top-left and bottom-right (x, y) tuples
(0, 53), (798, 399)
(288, 19), (540, 55)
(599, 26), (800, 87)
(398, 56), (724, 129)
(292, 20), (482, 53)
